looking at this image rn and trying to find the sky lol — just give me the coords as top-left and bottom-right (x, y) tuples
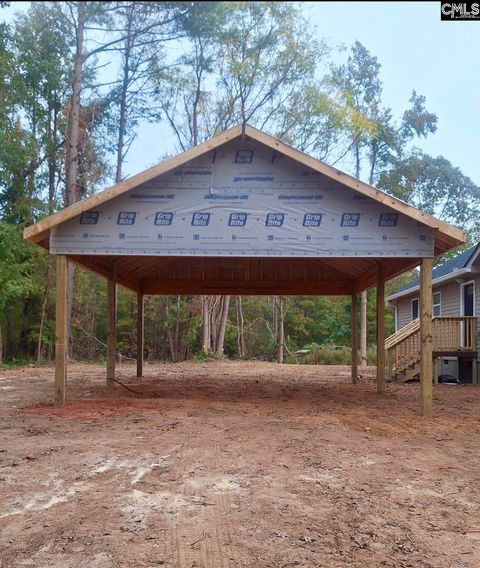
(126, 1), (480, 185)
(2, 2), (480, 186)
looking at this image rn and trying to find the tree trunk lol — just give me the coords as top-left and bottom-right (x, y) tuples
(116, 7), (133, 183)
(361, 291), (367, 365)
(355, 143), (368, 367)
(216, 295), (230, 356)
(236, 295), (245, 358)
(173, 295), (181, 361)
(0, 321), (3, 365)
(37, 258), (52, 362)
(277, 297), (285, 364)
(65, 4), (85, 360)
(165, 299), (176, 362)
(201, 295), (210, 351)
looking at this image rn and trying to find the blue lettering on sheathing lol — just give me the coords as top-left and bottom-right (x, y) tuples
(278, 195), (323, 201)
(154, 212), (173, 226)
(80, 211), (99, 225)
(340, 213), (360, 227)
(303, 213), (322, 227)
(379, 213), (398, 227)
(265, 213), (285, 227)
(131, 194), (174, 199)
(234, 150), (254, 164)
(174, 169), (211, 176)
(117, 212), (136, 225)
(228, 213), (248, 227)
(191, 213), (210, 227)
(233, 176), (273, 182)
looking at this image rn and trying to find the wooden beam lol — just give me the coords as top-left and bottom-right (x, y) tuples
(472, 358), (477, 386)
(68, 255), (139, 292)
(376, 267), (385, 394)
(106, 279), (117, 387)
(351, 293), (358, 384)
(141, 279), (354, 296)
(137, 292), (144, 378)
(355, 258), (425, 293)
(420, 258), (433, 417)
(55, 255), (68, 407)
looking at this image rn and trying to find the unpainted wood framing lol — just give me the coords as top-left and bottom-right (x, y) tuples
(30, 125), (461, 416)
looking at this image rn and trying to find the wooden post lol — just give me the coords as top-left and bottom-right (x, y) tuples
(376, 268), (385, 394)
(137, 292), (144, 378)
(472, 326), (477, 385)
(433, 357), (439, 384)
(351, 293), (358, 384)
(420, 258), (433, 417)
(106, 278), (117, 387)
(55, 255), (68, 407)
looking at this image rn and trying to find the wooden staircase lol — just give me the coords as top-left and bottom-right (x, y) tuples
(385, 318), (421, 382)
(384, 316), (477, 383)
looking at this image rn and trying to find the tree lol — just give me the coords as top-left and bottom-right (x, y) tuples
(330, 41), (382, 365)
(378, 152), (480, 233)
(330, 42), (438, 364)
(0, 222), (41, 363)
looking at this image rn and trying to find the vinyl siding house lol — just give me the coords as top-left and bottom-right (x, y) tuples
(386, 244), (480, 384)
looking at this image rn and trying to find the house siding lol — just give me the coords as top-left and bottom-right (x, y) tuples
(395, 278), (479, 327)
(392, 275), (480, 382)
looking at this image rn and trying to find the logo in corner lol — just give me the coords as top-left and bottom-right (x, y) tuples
(441, 2), (480, 20)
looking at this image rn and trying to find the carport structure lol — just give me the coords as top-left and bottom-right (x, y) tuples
(23, 125), (465, 417)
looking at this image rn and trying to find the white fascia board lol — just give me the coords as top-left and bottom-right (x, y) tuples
(386, 267), (472, 302)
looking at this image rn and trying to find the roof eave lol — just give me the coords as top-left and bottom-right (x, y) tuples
(386, 266), (472, 302)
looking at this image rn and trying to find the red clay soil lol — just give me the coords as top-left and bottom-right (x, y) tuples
(1, 361), (480, 567)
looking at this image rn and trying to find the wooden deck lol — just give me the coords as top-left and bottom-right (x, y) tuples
(385, 317), (477, 381)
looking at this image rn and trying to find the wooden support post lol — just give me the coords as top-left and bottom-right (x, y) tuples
(55, 255), (68, 407)
(472, 358), (477, 385)
(376, 268), (385, 394)
(351, 293), (358, 384)
(106, 278), (117, 387)
(137, 292), (144, 378)
(420, 258), (433, 417)
(433, 357), (439, 384)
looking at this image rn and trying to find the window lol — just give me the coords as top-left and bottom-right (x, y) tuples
(433, 292), (441, 317)
(411, 298), (419, 320)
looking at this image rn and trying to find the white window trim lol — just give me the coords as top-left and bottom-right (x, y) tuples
(433, 291), (441, 317)
(411, 298), (419, 321)
(460, 280), (476, 317)
(459, 281), (475, 347)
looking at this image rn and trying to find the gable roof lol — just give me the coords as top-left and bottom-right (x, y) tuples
(387, 243), (480, 301)
(24, 124), (465, 254)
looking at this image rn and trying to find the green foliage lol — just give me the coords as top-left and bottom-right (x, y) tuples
(378, 152), (480, 231)
(0, 2), (475, 365)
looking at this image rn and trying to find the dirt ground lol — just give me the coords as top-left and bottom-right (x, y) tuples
(1, 362), (480, 568)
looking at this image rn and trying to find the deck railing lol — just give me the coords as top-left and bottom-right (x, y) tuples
(385, 316), (477, 379)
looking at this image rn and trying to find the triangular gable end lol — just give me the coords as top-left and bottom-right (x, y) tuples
(24, 124), (465, 258)
(50, 137), (436, 259)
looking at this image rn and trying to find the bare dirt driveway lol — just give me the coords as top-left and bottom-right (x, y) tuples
(0, 362), (479, 568)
